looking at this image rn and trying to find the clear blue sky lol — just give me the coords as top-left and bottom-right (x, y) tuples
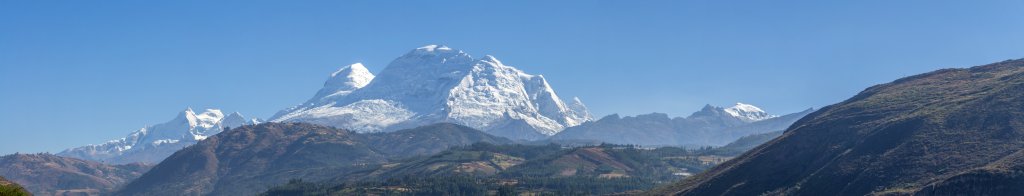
(2, 1), (1023, 154)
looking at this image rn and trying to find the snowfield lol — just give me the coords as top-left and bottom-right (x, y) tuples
(271, 45), (593, 140)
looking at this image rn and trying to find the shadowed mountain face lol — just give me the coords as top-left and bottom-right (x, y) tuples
(706, 131), (784, 156)
(116, 122), (512, 196)
(116, 123), (378, 196)
(365, 144), (706, 181)
(0, 153), (150, 196)
(263, 143), (726, 196)
(655, 59), (1024, 195)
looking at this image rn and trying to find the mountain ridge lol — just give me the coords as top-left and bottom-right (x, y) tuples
(0, 153), (151, 196)
(115, 122), (515, 196)
(654, 58), (1024, 195)
(550, 103), (813, 146)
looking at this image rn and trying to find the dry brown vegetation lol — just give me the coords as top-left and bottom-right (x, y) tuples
(654, 59), (1024, 195)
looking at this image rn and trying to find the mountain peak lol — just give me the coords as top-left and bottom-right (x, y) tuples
(481, 55), (501, 63)
(195, 109), (224, 121)
(330, 63), (373, 80)
(408, 44), (465, 57)
(311, 63), (376, 102)
(726, 102), (765, 114)
(179, 107), (222, 118)
(59, 108), (257, 164)
(700, 104), (719, 111)
(178, 107), (199, 127)
(385, 45), (474, 72)
(417, 44), (451, 51)
(568, 97), (594, 120)
(329, 63), (375, 88)
(221, 112), (249, 129)
(687, 103), (776, 122)
(271, 45), (594, 140)
(723, 103), (776, 122)
(180, 107), (196, 117)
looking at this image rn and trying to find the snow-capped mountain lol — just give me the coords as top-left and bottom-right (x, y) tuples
(221, 112), (264, 129)
(311, 63), (376, 104)
(58, 108), (260, 164)
(723, 102), (777, 122)
(270, 45), (593, 140)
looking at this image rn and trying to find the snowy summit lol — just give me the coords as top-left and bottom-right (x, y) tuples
(310, 63), (376, 103)
(58, 108), (260, 164)
(723, 103), (777, 122)
(271, 45), (594, 140)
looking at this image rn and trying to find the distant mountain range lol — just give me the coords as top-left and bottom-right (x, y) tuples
(551, 103), (814, 146)
(270, 45), (593, 140)
(57, 108), (260, 164)
(51, 45), (807, 167)
(654, 59), (1024, 195)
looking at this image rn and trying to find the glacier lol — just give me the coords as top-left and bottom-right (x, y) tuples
(58, 108), (260, 164)
(723, 102), (777, 122)
(270, 45), (593, 140)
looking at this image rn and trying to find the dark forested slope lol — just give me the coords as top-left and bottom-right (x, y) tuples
(116, 122), (513, 196)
